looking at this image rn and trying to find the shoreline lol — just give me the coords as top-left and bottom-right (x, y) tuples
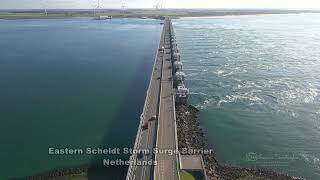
(178, 12), (319, 19)
(175, 103), (305, 180)
(21, 164), (127, 180)
(1, 9), (319, 20)
(22, 165), (88, 180)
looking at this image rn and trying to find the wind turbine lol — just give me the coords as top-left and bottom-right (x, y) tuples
(160, 2), (164, 9)
(154, 1), (164, 9)
(43, 0), (48, 16)
(121, 2), (126, 11)
(154, 2), (160, 9)
(121, 1), (127, 14)
(97, 0), (102, 9)
(93, 0), (102, 16)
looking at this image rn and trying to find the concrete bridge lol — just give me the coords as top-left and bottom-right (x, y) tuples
(126, 18), (202, 180)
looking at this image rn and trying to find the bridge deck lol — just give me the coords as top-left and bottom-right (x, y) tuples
(154, 19), (179, 180)
(127, 19), (178, 180)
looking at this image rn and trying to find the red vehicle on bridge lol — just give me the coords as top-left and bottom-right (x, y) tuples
(142, 120), (149, 130)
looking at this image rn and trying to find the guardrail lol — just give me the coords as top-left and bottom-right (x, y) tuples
(169, 20), (182, 180)
(126, 22), (165, 180)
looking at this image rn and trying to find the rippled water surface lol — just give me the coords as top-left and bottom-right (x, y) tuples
(174, 14), (320, 179)
(0, 18), (161, 179)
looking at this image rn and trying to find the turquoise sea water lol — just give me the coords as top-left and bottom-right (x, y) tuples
(174, 14), (320, 180)
(0, 18), (162, 179)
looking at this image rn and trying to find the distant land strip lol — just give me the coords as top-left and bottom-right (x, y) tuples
(0, 9), (320, 19)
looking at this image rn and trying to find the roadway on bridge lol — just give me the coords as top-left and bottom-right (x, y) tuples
(130, 21), (165, 180)
(128, 19), (178, 180)
(154, 19), (179, 180)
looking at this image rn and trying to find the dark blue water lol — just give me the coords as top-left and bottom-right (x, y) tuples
(0, 18), (162, 179)
(174, 14), (320, 180)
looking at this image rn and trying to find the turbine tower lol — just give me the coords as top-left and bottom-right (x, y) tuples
(121, 2), (126, 14)
(43, 0), (48, 16)
(154, 2), (160, 9)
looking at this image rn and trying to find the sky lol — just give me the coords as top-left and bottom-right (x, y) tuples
(1, 0), (320, 9)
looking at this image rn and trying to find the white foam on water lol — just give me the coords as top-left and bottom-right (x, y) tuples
(213, 70), (225, 75)
(217, 99), (228, 107)
(300, 153), (320, 170)
(216, 93), (264, 107)
(174, 14), (320, 179)
(223, 71), (233, 77)
(305, 87), (319, 103)
(278, 86), (319, 105)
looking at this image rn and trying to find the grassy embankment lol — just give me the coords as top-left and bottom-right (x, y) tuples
(179, 170), (195, 180)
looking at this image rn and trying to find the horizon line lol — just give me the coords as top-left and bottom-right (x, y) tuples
(1, 8), (320, 10)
